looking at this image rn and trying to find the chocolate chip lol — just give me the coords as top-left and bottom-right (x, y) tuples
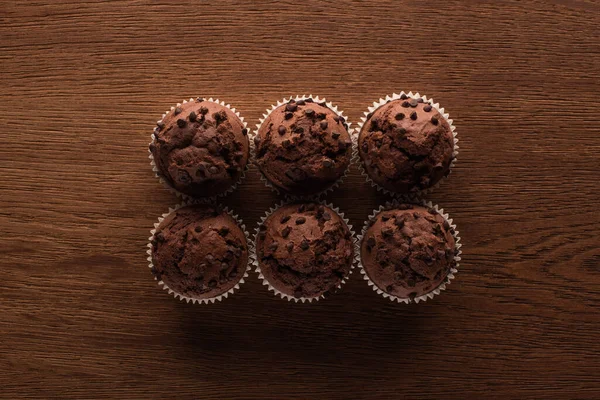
(286, 242), (294, 252)
(381, 215), (390, 221)
(295, 217), (306, 225)
(208, 280), (217, 288)
(331, 132), (340, 140)
(209, 166), (219, 174)
(214, 111), (227, 124)
(156, 121), (165, 130)
(200, 106), (209, 114)
(196, 97), (204, 102)
(400, 94), (408, 100)
(417, 98), (424, 103)
(296, 99), (306, 106)
(286, 103), (298, 112)
(242, 128), (248, 136)
(149, 143), (156, 152)
(177, 169), (191, 184)
(338, 116), (346, 124)
(282, 139), (292, 149)
(424, 105), (432, 112)
(188, 111), (197, 122)
(323, 159), (333, 168)
(219, 226), (230, 236)
(174, 107), (182, 115)
(176, 118), (186, 128)
(194, 225), (203, 233)
(285, 112), (293, 120)
(443, 220), (450, 230)
(300, 239), (309, 250)
(366, 112), (373, 119)
(386, 285), (394, 293)
(278, 125), (286, 135)
(366, 237), (376, 247)
(333, 115), (340, 123)
(320, 121), (328, 130)
(319, 101), (327, 107)
(307, 203), (316, 211)
(361, 142), (368, 153)
(395, 113), (405, 120)
(269, 242), (278, 251)
(322, 212), (331, 221)
(228, 270), (238, 279)
(155, 231), (165, 242)
(409, 99), (418, 107)
(285, 168), (305, 181)
(298, 204), (305, 212)
(410, 111), (417, 120)
(424, 255), (434, 265)
(431, 116), (439, 125)
(281, 226), (292, 238)
(394, 216), (404, 228)
(305, 98), (314, 103)
(317, 113), (327, 120)
(382, 227), (393, 237)
(402, 101), (410, 108)
(399, 127), (407, 135)
(305, 109), (315, 117)
(398, 204), (414, 210)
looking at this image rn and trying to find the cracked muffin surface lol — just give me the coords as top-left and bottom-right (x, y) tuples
(150, 204), (248, 299)
(150, 98), (249, 198)
(254, 98), (351, 196)
(256, 203), (354, 298)
(361, 204), (457, 299)
(358, 97), (454, 194)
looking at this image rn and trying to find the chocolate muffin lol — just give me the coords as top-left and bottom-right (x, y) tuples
(358, 96), (454, 194)
(256, 202), (354, 299)
(150, 204), (248, 300)
(255, 98), (352, 196)
(360, 204), (457, 300)
(150, 98), (249, 198)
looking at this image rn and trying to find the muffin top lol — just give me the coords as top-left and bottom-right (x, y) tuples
(358, 97), (454, 194)
(256, 203), (354, 299)
(150, 98), (249, 198)
(254, 98), (352, 196)
(151, 204), (248, 299)
(361, 204), (456, 299)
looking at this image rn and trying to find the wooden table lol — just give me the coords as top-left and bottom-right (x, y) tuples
(2, 1), (599, 399)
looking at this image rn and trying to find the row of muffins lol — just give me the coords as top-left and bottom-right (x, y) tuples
(148, 93), (457, 200)
(148, 200), (460, 304)
(146, 93), (460, 304)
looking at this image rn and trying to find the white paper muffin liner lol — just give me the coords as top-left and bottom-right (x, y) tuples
(148, 97), (253, 203)
(146, 201), (253, 304)
(357, 198), (462, 304)
(354, 91), (459, 198)
(254, 95), (353, 200)
(252, 200), (357, 303)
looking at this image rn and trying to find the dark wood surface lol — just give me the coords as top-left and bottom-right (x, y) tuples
(1, 1), (599, 399)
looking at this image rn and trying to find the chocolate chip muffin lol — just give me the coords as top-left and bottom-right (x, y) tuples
(255, 98), (352, 196)
(256, 202), (354, 299)
(150, 204), (248, 300)
(358, 95), (454, 194)
(360, 204), (457, 300)
(150, 98), (249, 198)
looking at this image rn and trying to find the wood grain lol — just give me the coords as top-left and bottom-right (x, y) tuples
(1, 0), (599, 399)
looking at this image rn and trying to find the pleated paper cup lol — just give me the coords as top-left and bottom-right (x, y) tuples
(148, 97), (252, 203)
(357, 198), (462, 304)
(252, 200), (357, 303)
(146, 202), (253, 304)
(254, 95), (353, 200)
(354, 91), (459, 197)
